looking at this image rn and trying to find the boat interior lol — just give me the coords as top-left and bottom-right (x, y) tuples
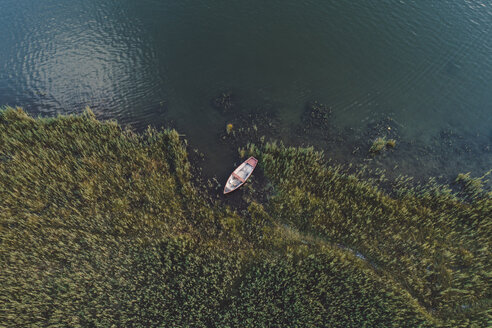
(226, 163), (254, 191)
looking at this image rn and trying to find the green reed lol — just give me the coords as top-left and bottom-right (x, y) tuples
(1, 107), (489, 327)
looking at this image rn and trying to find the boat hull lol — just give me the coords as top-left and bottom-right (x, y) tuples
(224, 157), (258, 194)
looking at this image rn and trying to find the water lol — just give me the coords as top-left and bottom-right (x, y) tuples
(1, 0), (491, 179)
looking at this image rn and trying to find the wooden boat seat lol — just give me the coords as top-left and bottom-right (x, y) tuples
(232, 172), (246, 183)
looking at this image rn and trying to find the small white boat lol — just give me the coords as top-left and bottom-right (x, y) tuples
(224, 157), (258, 194)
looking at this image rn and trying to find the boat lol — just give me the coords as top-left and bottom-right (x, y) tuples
(224, 157), (258, 194)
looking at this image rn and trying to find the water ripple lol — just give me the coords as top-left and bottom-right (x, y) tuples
(0, 0), (490, 145)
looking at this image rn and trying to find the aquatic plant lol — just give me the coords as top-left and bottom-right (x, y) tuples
(0, 106), (248, 326)
(1, 107), (489, 327)
(302, 101), (332, 128)
(245, 141), (491, 327)
(212, 92), (233, 112)
(370, 136), (387, 153)
(218, 248), (434, 327)
(369, 136), (396, 153)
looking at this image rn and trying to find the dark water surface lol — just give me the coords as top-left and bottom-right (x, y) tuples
(1, 0), (491, 180)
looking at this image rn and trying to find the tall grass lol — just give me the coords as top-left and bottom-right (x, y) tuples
(243, 141), (491, 327)
(1, 107), (489, 327)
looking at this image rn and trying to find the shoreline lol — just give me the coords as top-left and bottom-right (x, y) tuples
(202, 96), (491, 191)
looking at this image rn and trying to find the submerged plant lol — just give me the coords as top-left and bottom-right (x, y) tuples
(213, 92), (234, 112)
(302, 101), (332, 128)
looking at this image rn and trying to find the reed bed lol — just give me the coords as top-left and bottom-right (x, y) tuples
(1, 107), (489, 327)
(244, 141), (491, 327)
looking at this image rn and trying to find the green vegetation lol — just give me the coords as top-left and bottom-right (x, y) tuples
(243, 141), (491, 327)
(1, 107), (490, 327)
(370, 136), (397, 153)
(226, 123), (234, 135)
(386, 138), (396, 148)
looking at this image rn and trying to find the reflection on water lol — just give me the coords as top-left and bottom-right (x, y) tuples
(0, 0), (491, 179)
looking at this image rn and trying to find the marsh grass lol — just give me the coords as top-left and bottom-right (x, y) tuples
(243, 141), (491, 327)
(369, 136), (397, 153)
(1, 107), (490, 327)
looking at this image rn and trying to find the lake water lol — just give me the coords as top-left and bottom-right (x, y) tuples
(1, 0), (491, 180)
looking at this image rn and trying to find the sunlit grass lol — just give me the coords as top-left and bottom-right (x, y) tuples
(1, 107), (489, 327)
(243, 141), (491, 327)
